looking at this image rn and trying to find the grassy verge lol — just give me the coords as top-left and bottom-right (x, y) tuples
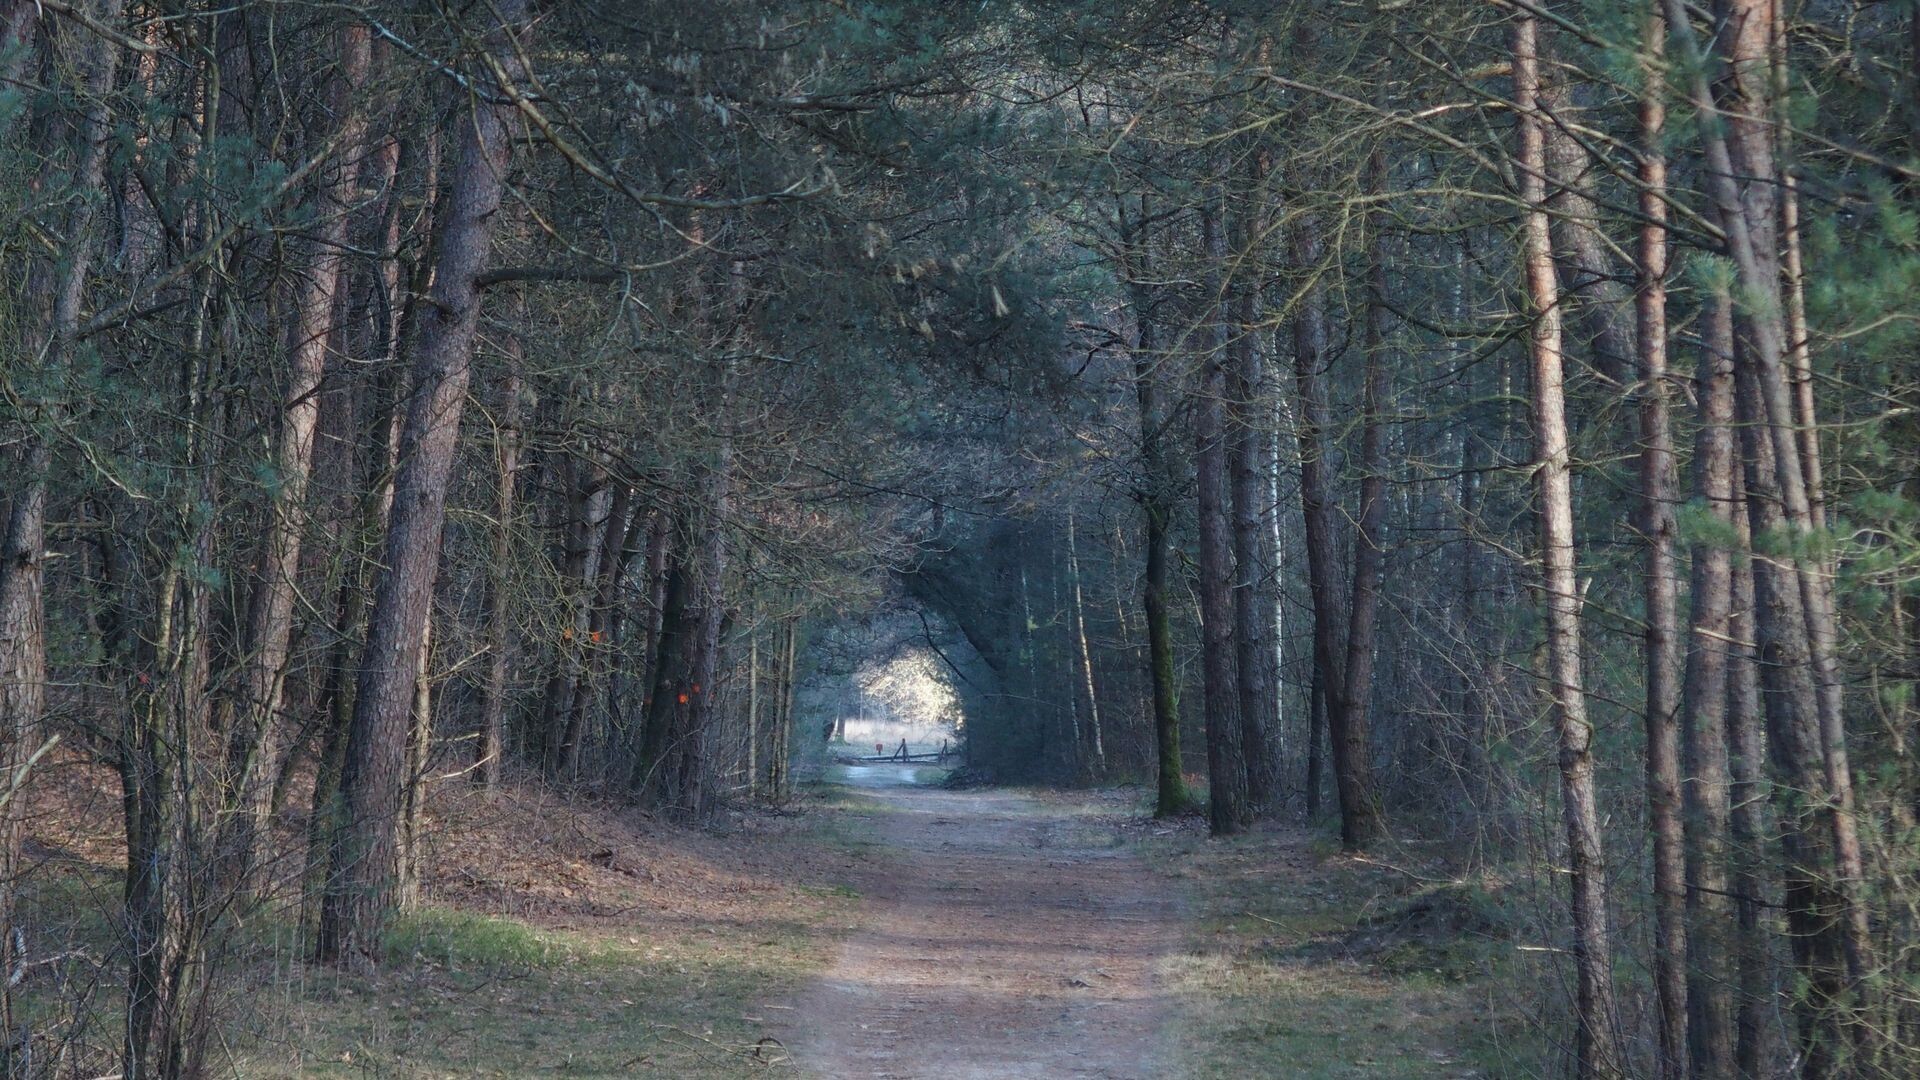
(18, 786), (869, 1080)
(1147, 827), (1546, 1079)
(246, 900), (849, 1077)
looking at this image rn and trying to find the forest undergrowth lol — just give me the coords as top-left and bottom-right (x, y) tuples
(1147, 812), (1534, 1079)
(23, 763), (1518, 1077)
(18, 753), (860, 1077)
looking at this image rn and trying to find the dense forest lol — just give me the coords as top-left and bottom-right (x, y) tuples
(6, 0), (1920, 1077)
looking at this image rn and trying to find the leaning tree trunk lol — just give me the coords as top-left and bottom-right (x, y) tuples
(1065, 513), (1106, 773)
(1514, 14), (1623, 1077)
(317, 0), (530, 968)
(1661, 0), (1869, 1065)
(220, 23), (373, 893)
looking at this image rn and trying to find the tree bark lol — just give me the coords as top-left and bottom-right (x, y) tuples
(219, 23), (373, 891)
(1633, 22), (1690, 1075)
(1540, 67), (1637, 389)
(1514, 15), (1623, 1076)
(1227, 149), (1278, 813)
(1725, 469), (1778, 1075)
(1289, 211), (1380, 849)
(1121, 201), (1191, 817)
(1661, 0), (1870, 1062)
(1196, 197), (1248, 836)
(317, 0), (530, 968)
(0, 0), (125, 1024)
(1338, 148), (1392, 850)
(1682, 289), (1739, 1079)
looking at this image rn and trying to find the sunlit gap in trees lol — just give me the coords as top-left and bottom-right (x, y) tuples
(807, 606), (973, 758)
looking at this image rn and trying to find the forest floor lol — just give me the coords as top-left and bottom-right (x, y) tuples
(20, 755), (1526, 1077)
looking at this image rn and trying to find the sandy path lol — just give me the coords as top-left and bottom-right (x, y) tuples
(782, 767), (1180, 1079)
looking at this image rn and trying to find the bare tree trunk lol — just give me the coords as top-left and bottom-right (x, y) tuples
(1196, 197), (1248, 836)
(317, 0), (530, 968)
(633, 532), (693, 795)
(1, 0), (125, 1026)
(1289, 212), (1380, 849)
(620, 511), (671, 761)
(668, 362), (736, 819)
(1662, 0), (1870, 1062)
(395, 618), (433, 911)
(1633, 22), (1689, 1074)
(1295, 667), (1317, 821)
(220, 23), (372, 891)
(1725, 470), (1779, 1075)
(773, 614), (798, 800)
(1122, 201), (1191, 817)
(1540, 67), (1637, 389)
(1734, 340), (1852, 1076)
(1337, 148), (1392, 850)
(1514, 15), (1623, 1075)
(1682, 289), (1739, 1079)
(476, 367), (524, 789)
(542, 451), (605, 776)
(1227, 149), (1278, 813)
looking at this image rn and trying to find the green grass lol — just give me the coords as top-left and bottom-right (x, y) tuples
(256, 908), (843, 1078)
(17, 795), (871, 1080)
(1146, 831), (1546, 1079)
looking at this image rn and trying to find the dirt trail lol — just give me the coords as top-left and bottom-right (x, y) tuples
(781, 767), (1180, 1079)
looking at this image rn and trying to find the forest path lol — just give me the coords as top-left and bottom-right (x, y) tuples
(781, 767), (1179, 1079)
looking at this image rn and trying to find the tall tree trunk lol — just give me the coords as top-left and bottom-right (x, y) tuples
(773, 614), (798, 800)
(667, 344), (737, 819)
(219, 23), (373, 892)
(1195, 197), (1248, 836)
(1734, 340), (1852, 1076)
(1514, 15), (1623, 1075)
(317, 0), (530, 968)
(1290, 212), (1379, 849)
(568, 485), (637, 781)
(0, 0), (125, 1027)
(541, 452), (600, 775)
(633, 532), (693, 795)
(1682, 289), (1739, 1079)
(1122, 201), (1191, 817)
(1633, 22), (1689, 1075)
(1227, 149), (1278, 813)
(1725, 469), (1779, 1075)
(1662, 0), (1870, 1062)
(1338, 148), (1392, 850)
